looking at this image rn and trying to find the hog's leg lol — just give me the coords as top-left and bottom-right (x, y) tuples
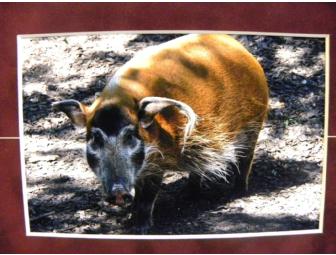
(235, 127), (262, 194)
(185, 172), (202, 198)
(129, 173), (163, 234)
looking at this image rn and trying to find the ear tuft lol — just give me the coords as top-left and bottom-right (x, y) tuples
(52, 99), (87, 127)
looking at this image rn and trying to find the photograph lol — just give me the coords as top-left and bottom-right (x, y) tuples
(18, 31), (327, 237)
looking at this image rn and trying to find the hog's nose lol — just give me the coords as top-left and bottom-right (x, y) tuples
(114, 192), (133, 206)
(109, 183), (134, 206)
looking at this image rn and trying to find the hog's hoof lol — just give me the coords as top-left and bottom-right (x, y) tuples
(124, 216), (152, 235)
(131, 224), (151, 235)
(126, 222), (152, 235)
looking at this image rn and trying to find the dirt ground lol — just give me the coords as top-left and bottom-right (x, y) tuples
(21, 33), (325, 236)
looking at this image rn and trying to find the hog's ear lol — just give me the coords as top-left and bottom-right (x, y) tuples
(138, 96), (198, 145)
(52, 99), (88, 127)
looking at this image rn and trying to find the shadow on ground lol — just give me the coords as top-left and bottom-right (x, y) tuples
(28, 149), (320, 234)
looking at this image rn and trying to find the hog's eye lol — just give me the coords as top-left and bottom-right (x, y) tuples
(123, 132), (138, 148)
(120, 125), (141, 150)
(89, 139), (100, 151)
(90, 128), (107, 148)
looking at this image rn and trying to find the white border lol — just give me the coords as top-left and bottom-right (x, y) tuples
(319, 34), (330, 236)
(18, 29), (328, 39)
(27, 228), (322, 240)
(16, 30), (329, 240)
(17, 36), (32, 237)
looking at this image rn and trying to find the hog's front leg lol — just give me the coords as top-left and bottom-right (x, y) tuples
(129, 173), (162, 234)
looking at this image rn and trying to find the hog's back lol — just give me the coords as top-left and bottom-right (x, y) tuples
(108, 34), (269, 137)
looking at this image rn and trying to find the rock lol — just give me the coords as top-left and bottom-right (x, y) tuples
(47, 84), (57, 91)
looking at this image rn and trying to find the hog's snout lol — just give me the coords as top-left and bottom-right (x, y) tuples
(106, 192), (134, 206)
(105, 181), (134, 206)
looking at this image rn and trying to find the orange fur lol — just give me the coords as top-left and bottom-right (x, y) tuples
(85, 34), (268, 152)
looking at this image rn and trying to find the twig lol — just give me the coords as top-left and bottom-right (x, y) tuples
(30, 211), (55, 222)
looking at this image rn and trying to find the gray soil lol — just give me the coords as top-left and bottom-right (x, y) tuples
(21, 33), (325, 236)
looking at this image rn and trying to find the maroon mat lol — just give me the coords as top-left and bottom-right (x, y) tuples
(0, 3), (335, 253)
